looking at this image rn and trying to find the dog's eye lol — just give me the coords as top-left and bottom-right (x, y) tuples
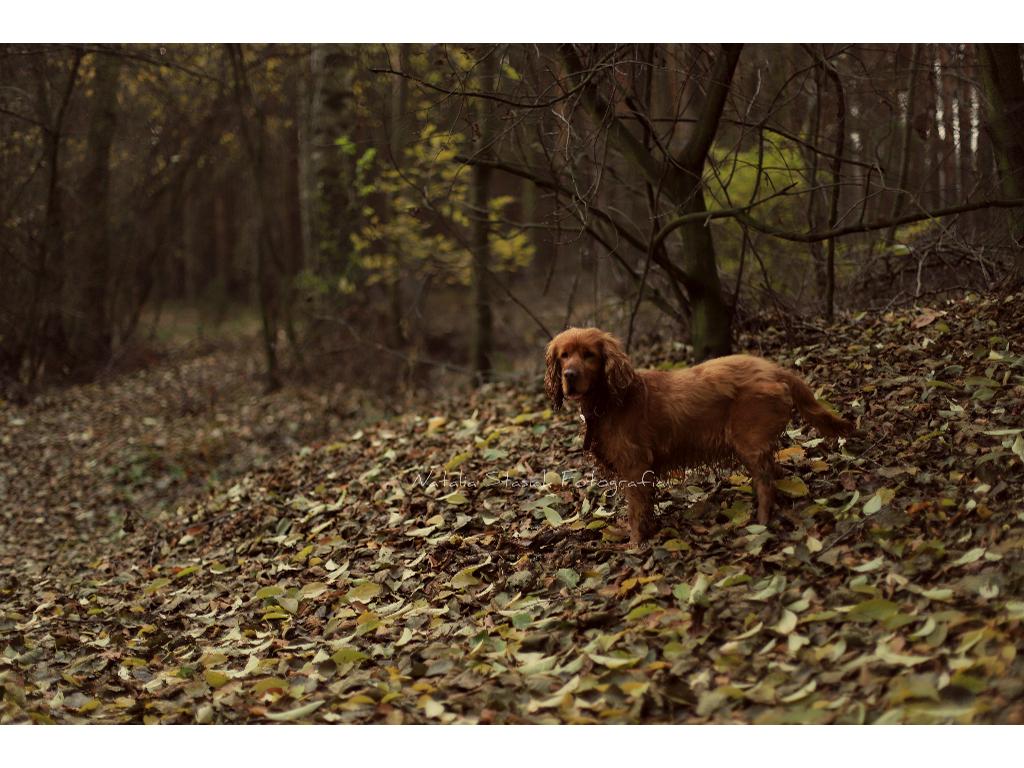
(560, 351), (569, 359)
(583, 351), (595, 360)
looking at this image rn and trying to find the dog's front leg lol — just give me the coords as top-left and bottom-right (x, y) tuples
(623, 472), (658, 547)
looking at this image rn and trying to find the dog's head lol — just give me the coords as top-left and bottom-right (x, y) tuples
(545, 327), (637, 411)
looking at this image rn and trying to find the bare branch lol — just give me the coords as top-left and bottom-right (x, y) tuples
(737, 197), (1024, 243)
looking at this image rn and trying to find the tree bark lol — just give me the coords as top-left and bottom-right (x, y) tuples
(816, 47), (846, 323)
(955, 45), (973, 202)
(228, 44), (282, 392)
(470, 48), (497, 381)
(29, 49), (82, 382)
(806, 63), (827, 302)
(885, 43), (922, 246)
(387, 44), (409, 349)
(75, 49), (122, 369)
(297, 44), (324, 274)
(674, 172), (732, 359)
(979, 44), (1024, 197)
(979, 43), (1024, 274)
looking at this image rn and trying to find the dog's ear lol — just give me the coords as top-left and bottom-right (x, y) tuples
(602, 333), (637, 403)
(544, 339), (563, 411)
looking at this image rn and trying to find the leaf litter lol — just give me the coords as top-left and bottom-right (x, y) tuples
(2, 291), (1024, 723)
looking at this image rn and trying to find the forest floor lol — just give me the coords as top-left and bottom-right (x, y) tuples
(2, 291), (1023, 724)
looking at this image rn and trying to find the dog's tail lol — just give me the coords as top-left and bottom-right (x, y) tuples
(784, 371), (856, 438)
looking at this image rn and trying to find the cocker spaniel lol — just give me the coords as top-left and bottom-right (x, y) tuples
(545, 327), (855, 546)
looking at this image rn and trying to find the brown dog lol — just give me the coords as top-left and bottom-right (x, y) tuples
(545, 327), (855, 546)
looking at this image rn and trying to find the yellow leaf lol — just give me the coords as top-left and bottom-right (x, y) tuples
(775, 477), (808, 497)
(204, 670), (230, 688)
(419, 695), (445, 718)
(346, 582), (381, 604)
(772, 609), (798, 635)
(588, 653), (641, 669)
(444, 452), (471, 471)
(619, 680), (650, 698)
(450, 566), (482, 589)
(266, 700), (325, 721)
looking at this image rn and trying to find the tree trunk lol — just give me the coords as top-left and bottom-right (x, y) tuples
(387, 44), (409, 349)
(818, 48), (846, 323)
(228, 44), (281, 392)
(29, 50), (82, 383)
(470, 48), (497, 381)
(75, 50), (122, 369)
(297, 44), (324, 274)
(939, 44), (958, 204)
(674, 173), (732, 360)
(926, 48), (945, 210)
(979, 43), (1024, 274)
(885, 43), (922, 246)
(979, 44), (1024, 197)
(806, 63), (827, 300)
(955, 45), (973, 202)
(665, 44), (742, 359)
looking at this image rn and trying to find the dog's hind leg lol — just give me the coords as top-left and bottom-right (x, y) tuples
(728, 389), (791, 526)
(739, 450), (776, 525)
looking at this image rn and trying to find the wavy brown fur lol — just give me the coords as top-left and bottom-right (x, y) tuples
(544, 327), (856, 546)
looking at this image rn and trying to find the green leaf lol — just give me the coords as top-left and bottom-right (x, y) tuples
(662, 538), (691, 552)
(450, 565), (482, 589)
(331, 646), (369, 665)
(837, 490), (860, 514)
(587, 653), (641, 669)
(874, 640), (931, 667)
(846, 599), (899, 623)
(1005, 601), (1024, 620)
(951, 547), (985, 566)
(1011, 435), (1024, 462)
(852, 556), (884, 573)
(775, 477), (808, 497)
(144, 577), (171, 595)
(252, 677), (289, 695)
(277, 597), (299, 614)
(555, 568), (580, 589)
(543, 507), (564, 527)
(174, 564), (199, 579)
(300, 582), (328, 599)
(748, 573), (786, 601)
(543, 471), (562, 486)
(625, 602), (659, 621)
(346, 582), (381, 603)
(689, 573), (710, 605)
(204, 670), (230, 688)
(863, 494), (882, 516)
(963, 376), (1001, 389)
(771, 609), (798, 635)
(779, 680), (817, 703)
(266, 700), (325, 721)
